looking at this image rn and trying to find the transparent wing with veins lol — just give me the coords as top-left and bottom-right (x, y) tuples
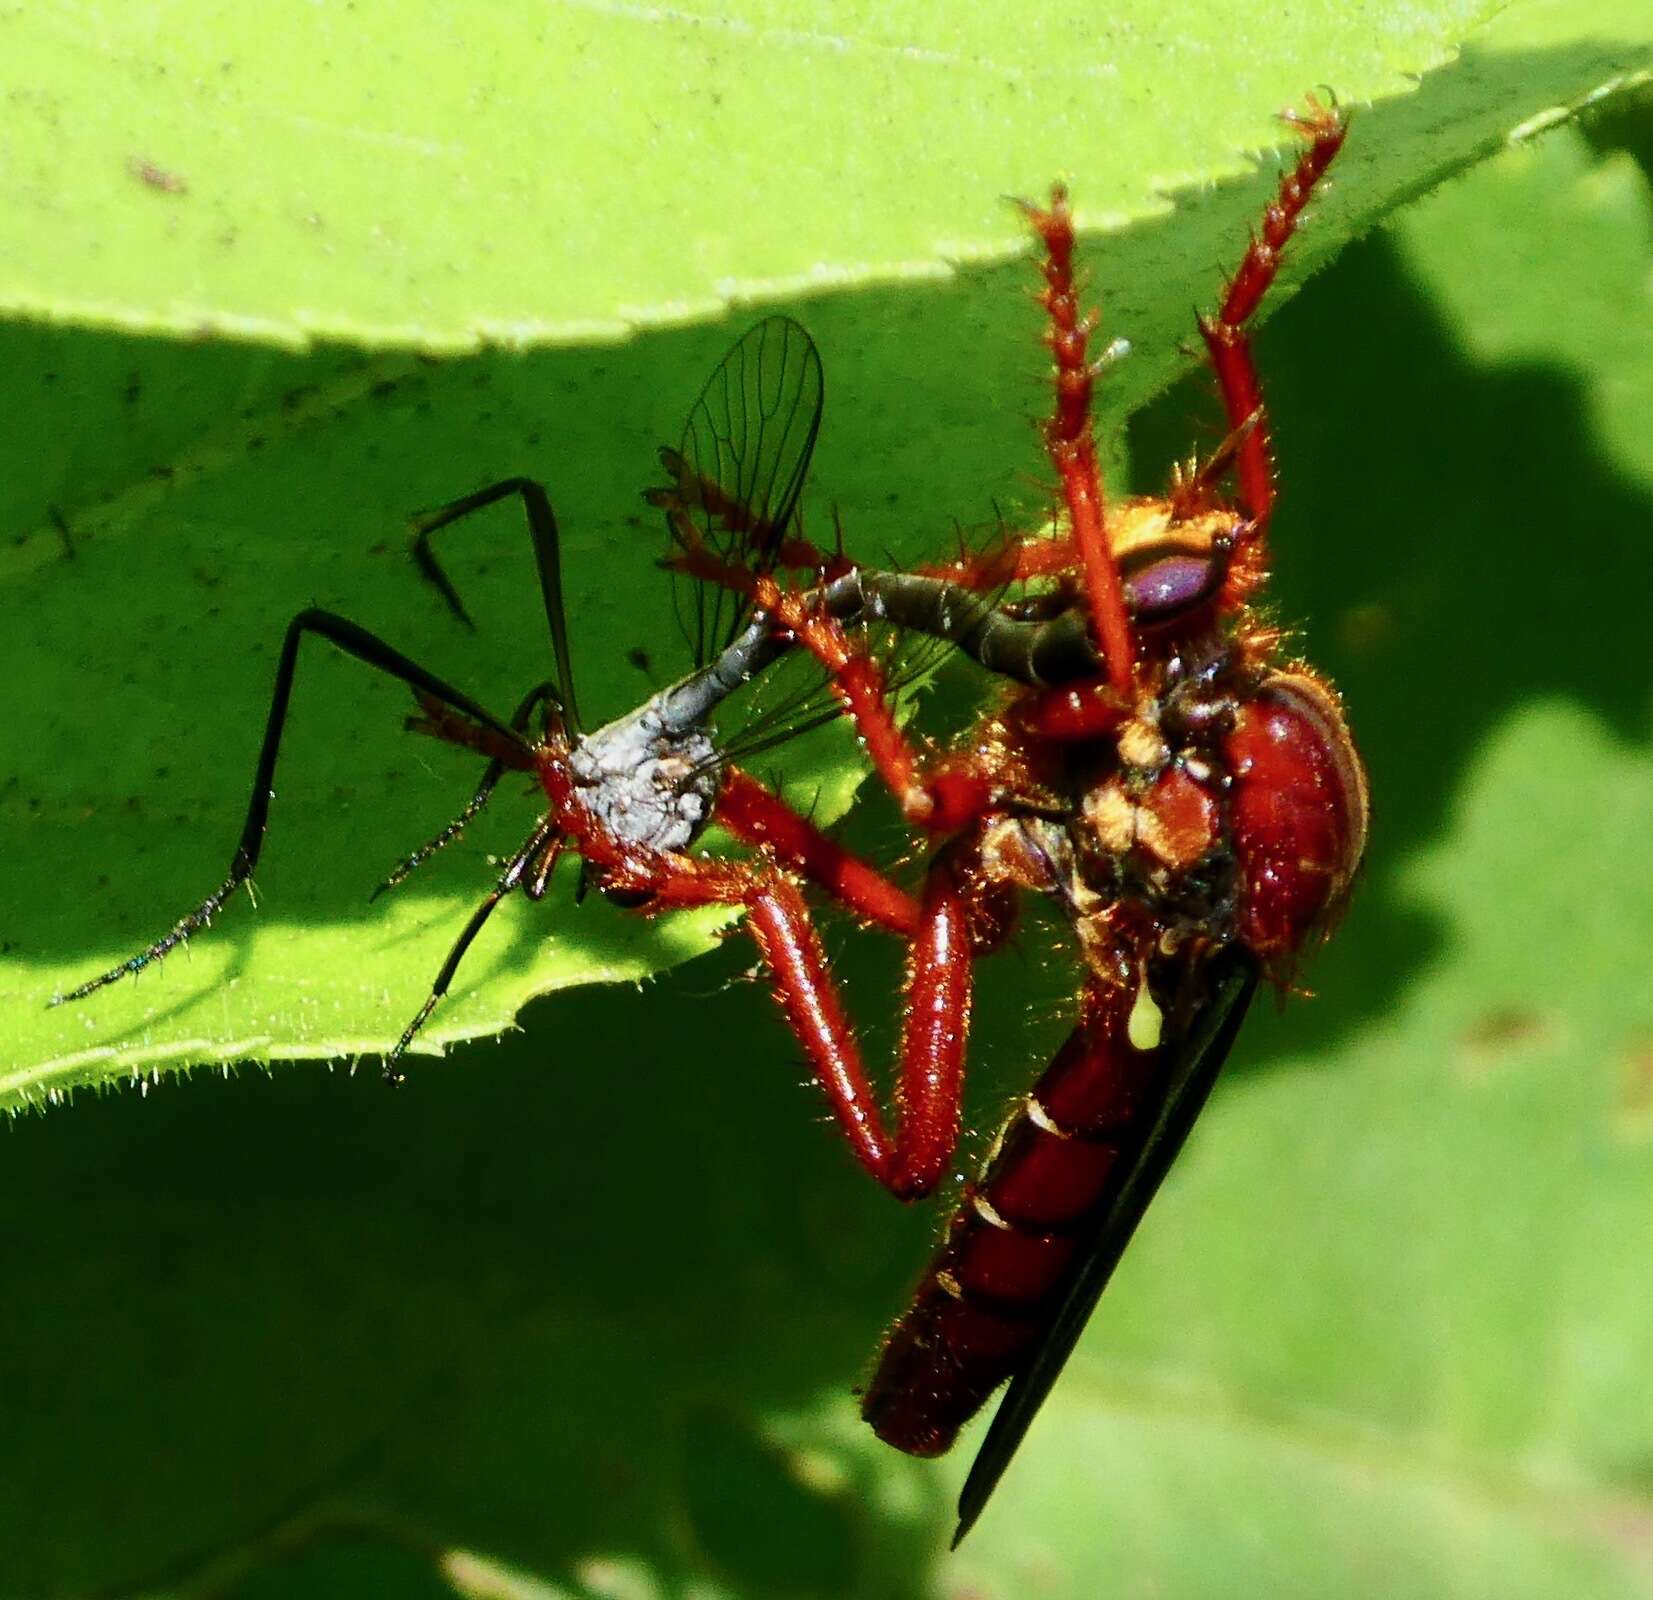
(651, 316), (825, 667)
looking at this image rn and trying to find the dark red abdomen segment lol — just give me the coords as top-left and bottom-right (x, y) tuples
(1226, 671), (1368, 966)
(862, 982), (1158, 1456)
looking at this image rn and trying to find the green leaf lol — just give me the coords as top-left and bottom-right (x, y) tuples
(0, 0), (1528, 348)
(3, 0), (1647, 1103)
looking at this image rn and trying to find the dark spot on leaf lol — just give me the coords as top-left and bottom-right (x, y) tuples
(1457, 1007), (1551, 1078)
(1337, 600), (1395, 654)
(47, 507), (76, 559)
(126, 156), (187, 194)
(1614, 1037), (1653, 1145)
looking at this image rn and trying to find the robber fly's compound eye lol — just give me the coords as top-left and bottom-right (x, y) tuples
(1103, 502), (1239, 627)
(1123, 550), (1221, 620)
(1118, 524), (1238, 625)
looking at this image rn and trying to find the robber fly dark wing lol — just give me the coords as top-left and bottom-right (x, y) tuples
(658, 316), (824, 666)
(952, 945), (1262, 1549)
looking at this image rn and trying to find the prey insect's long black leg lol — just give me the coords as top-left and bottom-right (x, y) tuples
(412, 478), (583, 733)
(54, 608), (530, 1006)
(383, 814), (561, 1083)
(371, 679), (561, 901)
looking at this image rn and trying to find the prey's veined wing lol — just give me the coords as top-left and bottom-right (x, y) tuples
(656, 317), (824, 667)
(953, 945), (1262, 1548)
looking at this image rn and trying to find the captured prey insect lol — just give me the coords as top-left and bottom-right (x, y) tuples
(50, 320), (978, 1080)
(663, 98), (1367, 1544)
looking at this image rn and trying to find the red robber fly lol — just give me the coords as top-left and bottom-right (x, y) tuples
(659, 96), (1367, 1543)
(57, 94), (1366, 1549)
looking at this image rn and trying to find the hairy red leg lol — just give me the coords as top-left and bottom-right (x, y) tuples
(1022, 187), (1135, 696)
(750, 579), (996, 834)
(660, 543), (1001, 833)
(761, 578), (925, 818)
(757, 857), (976, 1196)
(583, 829), (984, 1199)
(537, 749), (986, 1197)
(665, 538), (924, 816)
(1199, 100), (1347, 541)
(655, 538), (937, 822)
(715, 766), (921, 936)
(668, 515), (1003, 833)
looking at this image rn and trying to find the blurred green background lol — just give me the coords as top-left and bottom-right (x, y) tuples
(2, 5), (1651, 1598)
